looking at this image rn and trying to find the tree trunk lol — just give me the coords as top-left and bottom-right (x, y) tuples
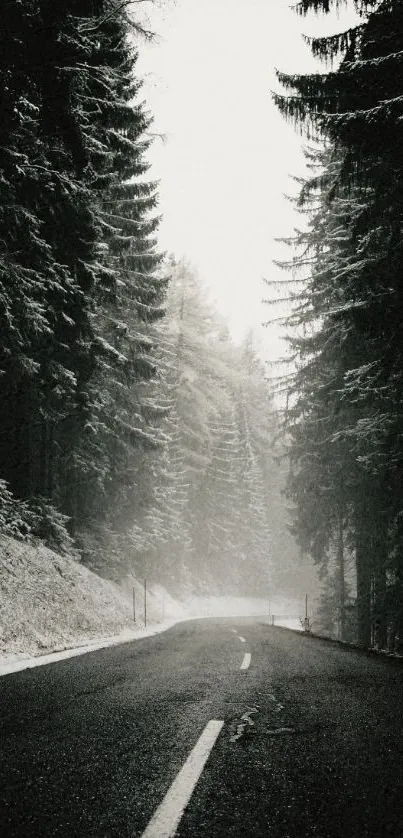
(47, 423), (54, 499)
(39, 417), (49, 497)
(337, 511), (346, 640)
(373, 514), (388, 650)
(355, 522), (372, 649)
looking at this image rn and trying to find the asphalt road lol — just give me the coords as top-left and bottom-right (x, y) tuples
(1, 619), (403, 837)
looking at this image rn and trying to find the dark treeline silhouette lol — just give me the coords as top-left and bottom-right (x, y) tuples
(273, 0), (403, 649)
(0, 2), (166, 550)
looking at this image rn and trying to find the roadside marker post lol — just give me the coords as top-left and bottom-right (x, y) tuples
(133, 586), (136, 623)
(144, 578), (147, 628)
(303, 593), (311, 632)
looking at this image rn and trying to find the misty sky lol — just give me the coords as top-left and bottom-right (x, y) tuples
(137, 0), (359, 361)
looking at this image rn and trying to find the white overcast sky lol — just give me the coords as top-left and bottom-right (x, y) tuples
(136, 0), (359, 361)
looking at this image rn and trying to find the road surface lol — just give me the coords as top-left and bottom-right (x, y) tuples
(1, 619), (402, 836)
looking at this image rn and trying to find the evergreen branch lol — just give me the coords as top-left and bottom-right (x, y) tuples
(77, 2), (155, 40)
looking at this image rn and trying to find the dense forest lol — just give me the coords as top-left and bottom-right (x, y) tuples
(0, 2), (166, 547)
(2, 0), (402, 651)
(0, 1), (305, 603)
(272, 0), (403, 649)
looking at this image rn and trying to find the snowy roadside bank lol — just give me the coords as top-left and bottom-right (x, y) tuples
(0, 620), (182, 677)
(0, 534), (185, 675)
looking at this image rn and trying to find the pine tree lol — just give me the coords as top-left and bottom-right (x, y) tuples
(134, 258), (227, 588)
(65, 8), (168, 535)
(0, 1), (100, 509)
(274, 0), (403, 647)
(126, 260), (281, 596)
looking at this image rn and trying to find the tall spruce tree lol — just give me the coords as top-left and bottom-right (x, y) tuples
(274, 0), (403, 647)
(0, 0), (98, 505)
(124, 259), (284, 597)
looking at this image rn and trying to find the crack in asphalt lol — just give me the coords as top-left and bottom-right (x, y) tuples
(266, 692), (284, 713)
(230, 707), (259, 742)
(266, 726), (296, 736)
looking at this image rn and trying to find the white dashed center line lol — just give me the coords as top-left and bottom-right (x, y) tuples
(238, 635), (246, 643)
(240, 653), (251, 670)
(140, 720), (224, 838)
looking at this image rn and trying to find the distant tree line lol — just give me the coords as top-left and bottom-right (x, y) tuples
(82, 257), (305, 599)
(274, 0), (403, 650)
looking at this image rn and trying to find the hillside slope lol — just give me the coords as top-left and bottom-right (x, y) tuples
(0, 536), (182, 662)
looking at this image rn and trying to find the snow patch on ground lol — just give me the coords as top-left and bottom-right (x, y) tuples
(0, 535), (185, 675)
(0, 621), (181, 676)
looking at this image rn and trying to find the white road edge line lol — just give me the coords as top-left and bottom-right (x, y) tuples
(238, 635), (246, 643)
(140, 720), (224, 838)
(240, 652), (251, 671)
(0, 620), (182, 678)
